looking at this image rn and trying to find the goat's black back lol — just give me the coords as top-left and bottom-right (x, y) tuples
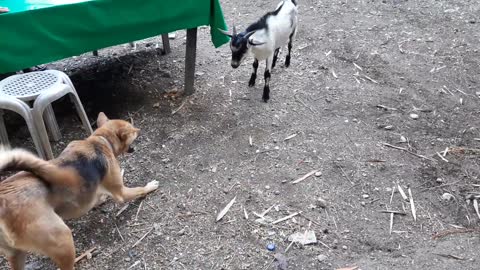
(246, 2), (284, 32)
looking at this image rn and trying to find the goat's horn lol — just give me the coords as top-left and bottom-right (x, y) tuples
(248, 40), (266, 46)
(218, 28), (233, 37)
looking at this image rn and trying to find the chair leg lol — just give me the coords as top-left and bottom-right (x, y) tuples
(25, 115), (48, 159)
(161, 34), (171, 55)
(0, 109), (9, 146)
(43, 105), (62, 141)
(32, 108), (54, 160)
(69, 93), (93, 134)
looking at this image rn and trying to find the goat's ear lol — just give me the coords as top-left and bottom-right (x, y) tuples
(218, 28), (233, 37)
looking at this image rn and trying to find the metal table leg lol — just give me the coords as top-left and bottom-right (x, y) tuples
(161, 34), (171, 54)
(184, 28), (197, 96)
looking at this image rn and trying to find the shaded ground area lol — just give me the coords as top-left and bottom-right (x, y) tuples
(1, 0), (479, 269)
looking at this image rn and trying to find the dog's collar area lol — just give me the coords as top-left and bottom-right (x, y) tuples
(96, 135), (114, 153)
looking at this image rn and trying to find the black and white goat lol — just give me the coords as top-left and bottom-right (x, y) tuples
(220, 0), (298, 102)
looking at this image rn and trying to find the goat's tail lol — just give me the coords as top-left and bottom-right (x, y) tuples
(0, 146), (78, 187)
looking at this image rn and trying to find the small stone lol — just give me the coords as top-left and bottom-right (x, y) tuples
(436, 178), (444, 183)
(400, 136), (407, 142)
(317, 198), (327, 208)
(317, 254), (328, 262)
(274, 190), (280, 195)
(441, 193), (454, 201)
(361, 202), (366, 206)
(410, 113), (419, 119)
(384, 125), (394, 130)
(342, 245), (348, 250)
(125, 257), (131, 262)
(265, 185), (271, 190)
(386, 187), (393, 192)
(314, 171), (322, 177)
(362, 194), (370, 199)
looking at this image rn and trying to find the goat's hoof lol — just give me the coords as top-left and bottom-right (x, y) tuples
(248, 81), (256, 87)
(262, 95), (270, 102)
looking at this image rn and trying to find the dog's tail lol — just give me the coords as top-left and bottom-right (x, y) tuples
(0, 146), (78, 187)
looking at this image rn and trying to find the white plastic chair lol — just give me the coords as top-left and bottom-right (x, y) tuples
(0, 70), (93, 160)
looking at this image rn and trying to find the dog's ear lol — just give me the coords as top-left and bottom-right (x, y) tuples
(97, 112), (109, 127)
(118, 127), (139, 141)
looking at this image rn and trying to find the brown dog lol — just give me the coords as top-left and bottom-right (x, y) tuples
(0, 112), (159, 270)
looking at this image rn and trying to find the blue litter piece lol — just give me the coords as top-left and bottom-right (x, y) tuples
(267, 243), (276, 251)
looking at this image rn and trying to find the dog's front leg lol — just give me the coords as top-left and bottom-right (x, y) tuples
(105, 169), (158, 203)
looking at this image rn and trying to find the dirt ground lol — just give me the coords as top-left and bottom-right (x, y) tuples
(1, 0), (480, 269)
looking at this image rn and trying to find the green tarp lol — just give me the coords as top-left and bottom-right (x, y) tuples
(0, 0), (229, 73)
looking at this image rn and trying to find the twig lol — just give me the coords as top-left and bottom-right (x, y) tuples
(272, 212), (300, 225)
(116, 204), (130, 217)
(75, 247), (96, 263)
(473, 200), (480, 220)
(132, 227), (154, 248)
(382, 143), (436, 162)
(432, 228), (480, 239)
(294, 94), (317, 114)
(363, 75), (378, 84)
(115, 223), (125, 241)
(408, 188), (417, 222)
(291, 170), (319, 184)
(171, 98), (189, 115)
(436, 152), (449, 162)
(432, 253), (465, 260)
(284, 133), (298, 141)
(243, 206), (249, 220)
(389, 186), (396, 205)
(397, 184), (408, 201)
(285, 241), (294, 253)
(389, 213), (394, 235)
(135, 201), (143, 222)
(379, 210), (407, 215)
(376, 104), (397, 111)
(216, 196), (236, 222)
(338, 165), (354, 184)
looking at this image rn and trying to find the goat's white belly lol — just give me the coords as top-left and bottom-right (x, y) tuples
(252, 46), (273, 61)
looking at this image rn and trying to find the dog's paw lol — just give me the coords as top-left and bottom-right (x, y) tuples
(145, 180), (160, 192)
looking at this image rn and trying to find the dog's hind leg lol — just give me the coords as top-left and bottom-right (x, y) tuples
(22, 212), (75, 270)
(8, 251), (26, 270)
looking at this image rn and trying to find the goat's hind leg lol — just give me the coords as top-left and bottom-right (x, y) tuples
(285, 28), (296, 68)
(248, 59), (259, 87)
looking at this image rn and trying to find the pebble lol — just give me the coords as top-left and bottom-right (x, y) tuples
(317, 254), (328, 262)
(342, 245), (348, 250)
(274, 190), (280, 195)
(265, 185), (271, 190)
(441, 193), (454, 201)
(362, 194), (370, 199)
(314, 171), (322, 177)
(317, 198), (328, 208)
(410, 113), (419, 119)
(436, 178), (444, 183)
(125, 257), (131, 262)
(361, 202), (366, 206)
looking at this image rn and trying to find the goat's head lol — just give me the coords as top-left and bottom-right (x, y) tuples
(219, 25), (264, 68)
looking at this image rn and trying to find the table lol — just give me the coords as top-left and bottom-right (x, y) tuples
(0, 0), (229, 95)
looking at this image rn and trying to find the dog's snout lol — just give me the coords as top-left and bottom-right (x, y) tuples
(231, 62), (240, 68)
(127, 146), (135, 153)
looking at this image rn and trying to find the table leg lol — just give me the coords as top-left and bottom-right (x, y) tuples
(184, 28), (197, 96)
(161, 34), (171, 54)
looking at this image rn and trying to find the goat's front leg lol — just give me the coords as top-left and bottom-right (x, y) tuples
(285, 28), (296, 68)
(249, 58), (259, 87)
(262, 55), (274, 102)
(272, 48), (280, 69)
